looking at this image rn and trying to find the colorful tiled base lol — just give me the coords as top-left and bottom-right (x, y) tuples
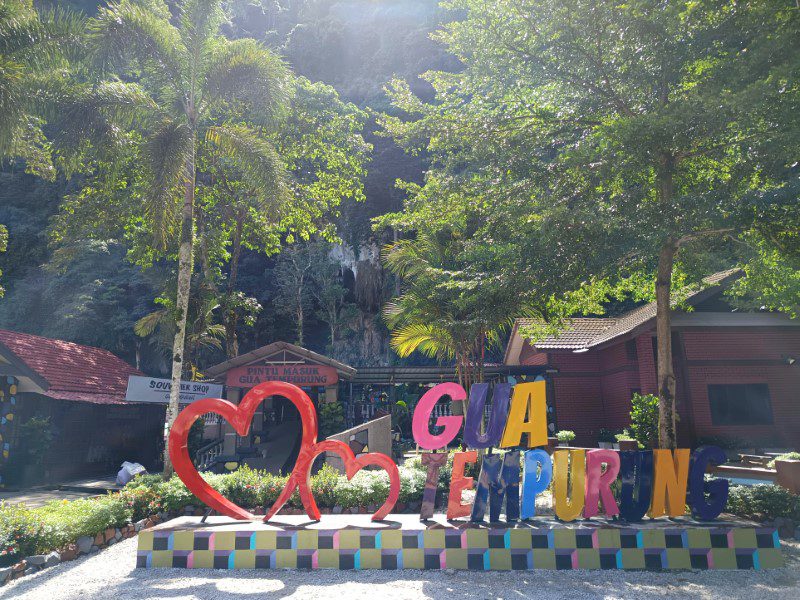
(136, 516), (784, 571)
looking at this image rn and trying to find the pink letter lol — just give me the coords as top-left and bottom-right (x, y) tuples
(412, 382), (465, 450)
(584, 449), (621, 518)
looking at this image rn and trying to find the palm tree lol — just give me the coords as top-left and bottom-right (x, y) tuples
(134, 284), (226, 379)
(80, 0), (291, 476)
(0, 0), (81, 176)
(383, 228), (533, 397)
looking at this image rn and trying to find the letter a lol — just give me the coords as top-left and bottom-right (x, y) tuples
(499, 381), (547, 448)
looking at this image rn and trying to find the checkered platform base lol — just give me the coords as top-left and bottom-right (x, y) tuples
(136, 516), (784, 571)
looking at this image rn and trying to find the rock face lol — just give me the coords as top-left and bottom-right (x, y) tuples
(0, 568), (11, 584)
(26, 554), (47, 566)
(45, 552), (60, 568)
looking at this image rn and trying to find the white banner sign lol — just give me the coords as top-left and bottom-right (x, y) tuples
(125, 376), (223, 404)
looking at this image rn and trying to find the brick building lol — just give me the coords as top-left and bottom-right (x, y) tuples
(0, 330), (164, 487)
(503, 270), (800, 448)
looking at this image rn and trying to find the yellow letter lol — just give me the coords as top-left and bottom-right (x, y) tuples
(553, 449), (585, 521)
(649, 449), (690, 518)
(499, 381), (548, 448)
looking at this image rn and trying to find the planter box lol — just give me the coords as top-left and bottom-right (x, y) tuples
(618, 440), (639, 452)
(775, 460), (800, 495)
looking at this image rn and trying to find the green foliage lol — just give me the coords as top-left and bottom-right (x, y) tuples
(727, 231), (800, 319)
(16, 416), (52, 465)
(726, 484), (800, 522)
(629, 393), (660, 450)
(597, 428), (620, 444)
(36, 494), (131, 549)
(318, 401), (345, 440)
(768, 452), (800, 469)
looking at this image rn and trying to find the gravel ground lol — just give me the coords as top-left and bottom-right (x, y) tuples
(2, 537), (798, 600)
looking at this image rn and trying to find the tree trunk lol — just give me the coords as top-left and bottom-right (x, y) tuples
(655, 152), (678, 450)
(162, 146), (196, 478)
(655, 240), (678, 449)
(223, 210), (244, 359)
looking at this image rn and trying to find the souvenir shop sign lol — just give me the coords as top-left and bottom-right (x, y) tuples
(169, 380), (729, 524)
(125, 376), (223, 404)
(225, 364), (339, 388)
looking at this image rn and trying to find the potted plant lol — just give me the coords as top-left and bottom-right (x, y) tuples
(556, 430), (576, 447)
(771, 452), (800, 494)
(597, 428), (619, 450)
(615, 431), (639, 452)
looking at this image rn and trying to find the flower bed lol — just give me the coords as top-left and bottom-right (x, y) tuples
(2, 455), (798, 585)
(0, 456), (448, 582)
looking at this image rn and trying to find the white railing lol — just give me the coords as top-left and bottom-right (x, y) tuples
(194, 439), (223, 471)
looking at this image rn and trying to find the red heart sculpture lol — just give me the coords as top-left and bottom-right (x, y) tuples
(168, 381), (400, 521)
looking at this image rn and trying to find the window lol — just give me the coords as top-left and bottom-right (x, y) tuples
(708, 384), (773, 426)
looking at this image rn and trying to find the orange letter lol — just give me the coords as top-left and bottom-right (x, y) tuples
(553, 449), (585, 521)
(447, 451), (478, 519)
(649, 449), (690, 518)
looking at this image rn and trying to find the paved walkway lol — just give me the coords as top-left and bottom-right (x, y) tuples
(1, 536), (798, 599)
(0, 476), (120, 508)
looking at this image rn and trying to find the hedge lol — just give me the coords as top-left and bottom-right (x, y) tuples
(0, 456), (440, 566)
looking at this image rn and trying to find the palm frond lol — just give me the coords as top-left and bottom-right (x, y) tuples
(205, 124), (291, 208)
(390, 323), (457, 361)
(134, 308), (168, 337)
(88, 0), (186, 93)
(203, 38), (292, 125)
(179, 0), (224, 59)
(145, 118), (193, 248)
(51, 80), (159, 171)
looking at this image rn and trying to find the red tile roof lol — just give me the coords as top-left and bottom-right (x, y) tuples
(514, 269), (744, 352)
(0, 329), (143, 405)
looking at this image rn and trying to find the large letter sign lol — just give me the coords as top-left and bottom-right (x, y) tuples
(168, 379), (730, 524)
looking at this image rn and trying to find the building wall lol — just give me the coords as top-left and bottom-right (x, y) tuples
(546, 353), (604, 445)
(679, 329), (800, 448)
(6, 394), (164, 485)
(517, 327), (800, 449)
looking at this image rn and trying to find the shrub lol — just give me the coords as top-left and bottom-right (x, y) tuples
(35, 495), (131, 550)
(310, 463), (339, 508)
(221, 465), (267, 508)
(117, 486), (163, 521)
(319, 402), (345, 439)
(0, 503), (46, 566)
(629, 393), (659, 449)
(726, 484), (800, 522)
(768, 452), (800, 469)
(556, 430), (575, 443)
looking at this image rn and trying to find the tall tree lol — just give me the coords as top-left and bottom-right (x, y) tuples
(381, 0), (800, 448)
(78, 0), (292, 475)
(197, 77), (369, 358)
(0, 0), (82, 294)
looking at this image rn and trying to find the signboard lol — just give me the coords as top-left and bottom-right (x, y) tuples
(125, 376), (223, 404)
(225, 364), (339, 388)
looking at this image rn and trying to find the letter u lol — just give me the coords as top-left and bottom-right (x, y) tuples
(463, 383), (512, 449)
